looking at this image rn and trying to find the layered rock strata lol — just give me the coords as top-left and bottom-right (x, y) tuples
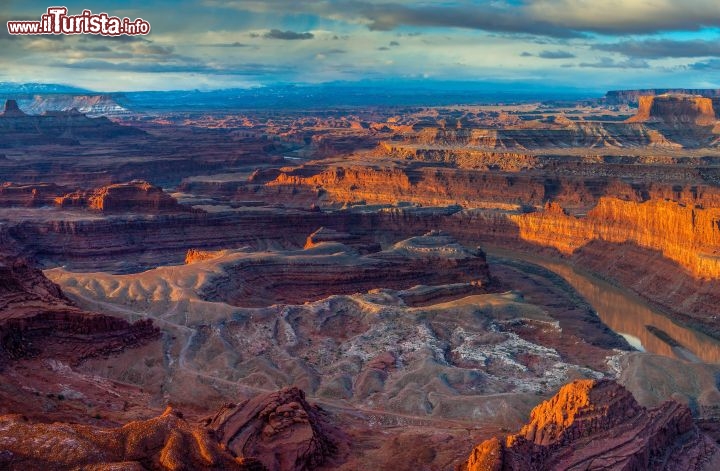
(628, 94), (718, 126)
(0, 251), (159, 365)
(463, 379), (720, 471)
(55, 181), (192, 213)
(194, 232), (490, 307)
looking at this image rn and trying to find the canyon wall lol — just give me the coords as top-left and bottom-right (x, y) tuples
(628, 95), (718, 126)
(511, 198), (720, 279)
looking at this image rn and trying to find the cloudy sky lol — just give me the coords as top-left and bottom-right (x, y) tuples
(3, 0), (720, 91)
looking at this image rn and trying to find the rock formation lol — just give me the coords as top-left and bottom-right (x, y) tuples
(627, 94), (718, 126)
(0, 407), (262, 470)
(605, 88), (720, 105)
(462, 379), (720, 471)
(207, 387), (341, 471)
(55, 181), (192, 213)
(0, 99), (144, 147)
(185, 248), (225, 264)
(194, 231), (490, 307)
(24, 94), (131, 117)
(1, 99), (26, 117)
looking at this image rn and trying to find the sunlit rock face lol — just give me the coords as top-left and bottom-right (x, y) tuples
(628, 95), (718, 126)
(0, 407), (262, 470)
(55, 181), (192, 213)
(462, 379), (720, 471)
(511, 197), (720, 279)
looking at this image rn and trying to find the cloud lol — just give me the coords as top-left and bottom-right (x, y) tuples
(52, 59), (294, 76)
(526, 0), (720, 35)
(577, 57), (649, 68)
(205, 0), (720, 37)
(690, 59), (720, 70)
(594, 39), (720, 59)
(389, 41), (400, 46)
(538, 50), (575, 59)
(263, 29), (314, 40)
(520, 51), (533, 57)
(199, 42), (251, 47)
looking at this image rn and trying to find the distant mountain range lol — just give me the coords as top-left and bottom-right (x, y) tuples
(4, 81), (720, 114)
(0, 81), (601, 115)
(0, 82), (92, 95)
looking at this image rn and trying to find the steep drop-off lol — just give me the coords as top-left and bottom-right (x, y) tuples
(511, 197), (720, 279)
(462, 379), (720, 470)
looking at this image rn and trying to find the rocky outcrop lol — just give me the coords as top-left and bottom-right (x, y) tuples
(55, 181), (192, 213)
(0, 407), (262, 470)
(628, 94), (718, 126)
(0, 183), (67, 207)
(185, 248), (225, 264)
(304, 227), (381, 253)
(462, 379), (720, 471)
(1, 100), (26, 117)
(207, 387), (341, 471)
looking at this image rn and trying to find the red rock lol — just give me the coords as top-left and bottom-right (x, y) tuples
(0, 407), (262, 470)
(55, 180), (191, 213)
(461, 379), (720, 471)
(628, 94), (718, 126)
(0, 251), (159, 366)
(207, 387), (342, 471)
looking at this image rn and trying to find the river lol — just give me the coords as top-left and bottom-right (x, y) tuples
(487, 249), (720, 365)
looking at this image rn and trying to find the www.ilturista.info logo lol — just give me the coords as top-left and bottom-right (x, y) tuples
(7, 7), (150, 36)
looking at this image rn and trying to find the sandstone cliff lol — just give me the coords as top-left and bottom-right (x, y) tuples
(628, 94), (718, 126)
(462, 379), (720, 471)
(511, 197), (720, 279)
(55, 180), (191, 213)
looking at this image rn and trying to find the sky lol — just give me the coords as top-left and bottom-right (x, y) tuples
(3, 0), (720, 91)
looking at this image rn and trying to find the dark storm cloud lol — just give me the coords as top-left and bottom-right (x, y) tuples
(207, 0), (720, 38)
(594, 39), (720, 59)
(263, 29), (314, 40)
(538, 50), (575, 59)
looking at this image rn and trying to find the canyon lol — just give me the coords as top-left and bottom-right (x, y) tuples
(2, 91), (720, 469)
